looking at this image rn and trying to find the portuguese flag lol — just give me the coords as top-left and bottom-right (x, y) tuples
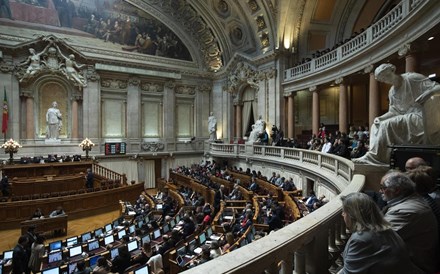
(2, 87), (8, 134)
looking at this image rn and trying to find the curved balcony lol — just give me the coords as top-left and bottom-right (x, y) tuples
(283, 0), (440, 92)
(184, 144), (365, 274)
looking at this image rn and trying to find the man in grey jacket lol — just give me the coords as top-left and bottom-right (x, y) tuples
(380, 171), (439, 273)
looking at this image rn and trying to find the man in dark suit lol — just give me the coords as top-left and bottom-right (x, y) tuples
(85, 168), (94, 189)
(12, 236), (29, 274)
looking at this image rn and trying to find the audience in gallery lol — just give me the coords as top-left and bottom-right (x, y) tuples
(340, 192), (423, 274)
(380, 171), (439, 273)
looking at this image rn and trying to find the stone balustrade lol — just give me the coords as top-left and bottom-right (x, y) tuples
(182, 143), (365, 273)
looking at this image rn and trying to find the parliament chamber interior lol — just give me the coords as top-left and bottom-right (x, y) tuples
(0, 0), (439, 273)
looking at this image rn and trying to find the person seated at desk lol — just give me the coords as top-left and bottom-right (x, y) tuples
(190, 247), (211, 268)
(31, 208), (44, 219)
(209, 241), (222, 259)
(49, 206), (65, 217)
(181, 216), (195, 239)
(73, 260), (92, 274)
(221, 232), (235, 253)
(110, 246), (131, 274)
(92, 257), (111, 274)
(132, 243), (154, 265)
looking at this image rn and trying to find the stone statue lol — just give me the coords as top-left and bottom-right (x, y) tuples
(247, 115), (266, 144)
(208, 112), (217, 141)
(46, 101), (62, 140)
(354, 63), (440, 165)
(18, 43), (52, 82)
(56, 45), (87, 87)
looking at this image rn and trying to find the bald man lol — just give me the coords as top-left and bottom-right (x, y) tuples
(405, 157), (427, 171)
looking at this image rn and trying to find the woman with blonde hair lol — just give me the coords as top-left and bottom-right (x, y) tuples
(340, 192), (422, 274)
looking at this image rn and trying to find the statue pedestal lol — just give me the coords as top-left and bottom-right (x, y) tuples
(45, 139), (61, 145)
(354, 163), (389, 192)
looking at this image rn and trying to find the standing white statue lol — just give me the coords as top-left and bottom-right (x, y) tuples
(354, 63), (440, 165)
(208, 112), (217, 141)
(46, 101), (62, 140)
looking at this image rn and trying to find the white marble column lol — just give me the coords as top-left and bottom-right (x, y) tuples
(287, 93), (295, 138)
(83, 68), (100, 139)
(127, 78), (141, 140)
(311, 86), (319, 136)
(365, 65), (380, 127)
(336, 77), (348, 133)
(163, 81), (176, 144)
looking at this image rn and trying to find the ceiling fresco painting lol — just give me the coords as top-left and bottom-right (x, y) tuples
(9, 0), (192, 61)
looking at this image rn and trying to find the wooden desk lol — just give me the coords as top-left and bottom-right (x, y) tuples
(1, 162), (92, 179)
(21, 215), (68, 236)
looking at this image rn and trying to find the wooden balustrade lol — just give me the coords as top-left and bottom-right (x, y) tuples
(0, 183), (143, 229)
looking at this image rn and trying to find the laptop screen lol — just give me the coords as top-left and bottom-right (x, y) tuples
(127, 240), (138, 252)
(68, 245), (82, 258)
(49, 241), (62, 252)
(110, 248), (119, 260)
(199, 232), (206, 245)
(104, 234), (114, 245)
(176, 246), (186, 256)
(129, 225), (136, 234)
(89, 255), (100, 269)
(118, 229), (126, 240)
(42, 267), (60, 274)
(88, 240), (100, 252)
(48, 251), (62, 263)
(66, 236), (78, 247)
(81, 232), (92, 242)
(134, 265), (149, 274)
(94, 228), (103, 238)
(67, 262), (77, 274)
(137, 220), (144, 228)
(188, 239), (196, 252)
(170, 219), (176, 228)
(153, 229), (161, 239)
(104, 223), (112, 233)
(142, 234), (151, 245)
(3, 250), (13, 260)
(162, 224), (169, 234)
(206, 227), (213, 238)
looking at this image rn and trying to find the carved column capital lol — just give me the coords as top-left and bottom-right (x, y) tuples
(309, 86), (317, 92)
(20, 92), (33, 98)
(86, 66), (100, 82)
(165, 81), (175, 89)
(71, 95), (83, 102)
(398, 43), (419, 57)
(128, 78), (140, 87)
(363, 64), (375, 74)
(334, 77), (344, 85)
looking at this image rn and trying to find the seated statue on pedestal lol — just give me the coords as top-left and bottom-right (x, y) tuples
(247, 116), (266, 144)
(354, 63), (440, 165)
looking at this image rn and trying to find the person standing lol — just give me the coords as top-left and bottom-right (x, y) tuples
(12, 236), (29, 274)
(1, 174), (9, 196)
(46, 101), (62, 140)
(28, 235), (45, 274)
(85, 168), (94, 189)
(340, 192), (422, 274)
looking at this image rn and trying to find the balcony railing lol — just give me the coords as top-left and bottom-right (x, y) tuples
(284, 0), (427, 82)
(182, 144), (365, 274)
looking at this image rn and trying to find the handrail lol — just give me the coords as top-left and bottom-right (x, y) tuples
(180, 143), (364, 273)
(92, 163), (127, 185)
(283, 0), (430, 82)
